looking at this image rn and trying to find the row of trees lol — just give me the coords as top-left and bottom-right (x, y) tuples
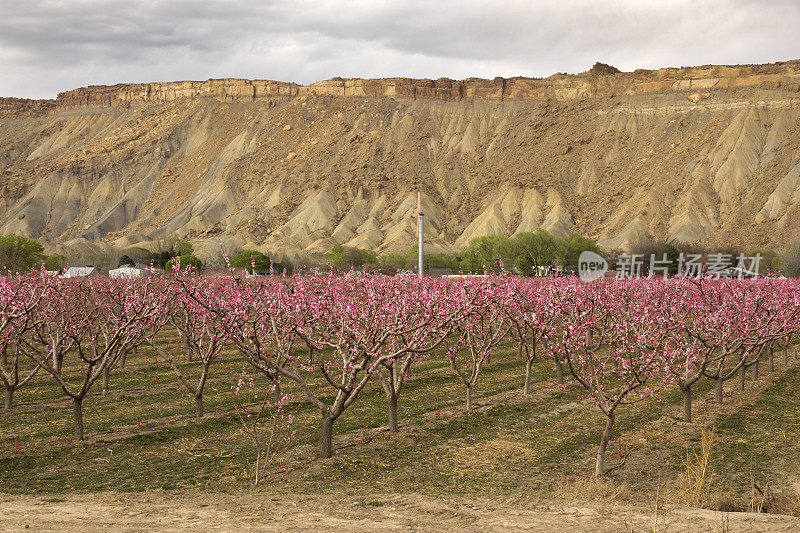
(326, 230), (603, 274)
(1, 271), (798, 478)
(0, 235), (283, 274)
(122, 244), (295, 274)
(326, 233), (800, 277)
(0, 234), (202, 273)
(121, 240), (198, 270)
(2, 229), (794, 278)
(228, 249), (293, 274)
(625, 241), (785, 276)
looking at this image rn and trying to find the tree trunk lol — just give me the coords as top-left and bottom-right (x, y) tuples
(319, 415), (334, 459)
(523, 359), (533, 395)
(680, 383), (692, 423)
(752, 359), (759, 381)
(120, 349), (127, 369)
(72, 398), (84, 442)
(4, 388), (12, 411)
(465, 386), (472, 411)
(54, 354), (63, 376)
(194, 395), (204, 420)
(785, 343), (789, 365)
(253, 437), (262, 486)
(739, 366), (746, 391)
(595, 411), (615, 477)
(715, 377), (724, 404)
(387, 391), (398, 431)
(102, 366), (110, 397)
(769, 347), (774, 372)
(554, 354), (565, 385)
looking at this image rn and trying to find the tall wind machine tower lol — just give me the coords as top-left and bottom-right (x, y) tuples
(417, 191), (424, 278)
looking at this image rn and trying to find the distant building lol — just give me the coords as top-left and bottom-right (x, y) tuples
(109, 266), (149, 279)
(62, 266), (97, 278)
(531, 265), (567, 277)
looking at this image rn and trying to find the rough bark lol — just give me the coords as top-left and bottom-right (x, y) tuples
(715, 377), (724, 404)
(73, 398), (84, 442)
(466, 386), (473, 411)
(595, 411), (615, 477)
(4, 388), (12, 411)
(387, 391), (398, 431)
(195, 395), (204, 420)
(523, 359), (533, 395)
(379, 366), (404, 432)
(319, 415), (334, 459)
(680, 383), (692, 423)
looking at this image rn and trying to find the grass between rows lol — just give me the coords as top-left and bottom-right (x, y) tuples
(1, 335), (799, 515)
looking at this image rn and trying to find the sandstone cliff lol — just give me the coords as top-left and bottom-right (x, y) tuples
(1, 59), (800, 265)
(0, 97), (53, 118)
(47, 60), (800, 111)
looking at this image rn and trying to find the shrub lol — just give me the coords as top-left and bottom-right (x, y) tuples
(0, 234), (46, 271)
(118, 254), (135, 268)
(326, 245), (377, 270)
(165, 255), (203, 272)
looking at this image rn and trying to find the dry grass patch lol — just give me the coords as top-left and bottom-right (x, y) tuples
(446, 436), (538, 473)
(759, 489), (800, 517)
(556, 475), (632, 501)
(675, 426), (718, 508)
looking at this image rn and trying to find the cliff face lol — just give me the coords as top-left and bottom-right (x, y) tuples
(46, 59), (800, 111)
(0, 97), (53, 118)
(2, 59), (800, 265)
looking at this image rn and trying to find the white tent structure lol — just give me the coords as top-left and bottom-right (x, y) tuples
(109, 266), (148, 279)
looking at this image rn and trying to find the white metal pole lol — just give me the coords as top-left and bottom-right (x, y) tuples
(417, 192), (424, 278)
(418, 213), (424, 278)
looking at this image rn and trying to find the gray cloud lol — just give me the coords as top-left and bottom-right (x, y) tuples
(0, 0), (797, 98)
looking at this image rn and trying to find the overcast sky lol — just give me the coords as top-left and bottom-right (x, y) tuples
(1, 0), (798, 99)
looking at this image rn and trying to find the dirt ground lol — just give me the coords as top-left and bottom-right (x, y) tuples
(1, 492), (798, 532)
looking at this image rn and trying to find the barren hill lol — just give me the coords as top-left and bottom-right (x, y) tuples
(2, 59), (800, 264)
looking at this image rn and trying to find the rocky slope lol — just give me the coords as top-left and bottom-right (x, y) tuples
(1, 60), (800, 264)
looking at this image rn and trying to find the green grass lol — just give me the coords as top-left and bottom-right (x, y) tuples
(1, 336), (799, 515)
(709, 365), (800, 498)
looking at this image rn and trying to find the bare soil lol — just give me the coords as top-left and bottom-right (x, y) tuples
(2, 492), (798, 532)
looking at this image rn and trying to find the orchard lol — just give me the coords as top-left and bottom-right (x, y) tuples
(1, 269), (800, 500)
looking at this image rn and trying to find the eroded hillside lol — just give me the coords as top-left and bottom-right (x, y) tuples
(1, 60), (800, 264)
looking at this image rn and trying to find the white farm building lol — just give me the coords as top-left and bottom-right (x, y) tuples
(109, 266), (148, 279)
(62, 266), (97, 278)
